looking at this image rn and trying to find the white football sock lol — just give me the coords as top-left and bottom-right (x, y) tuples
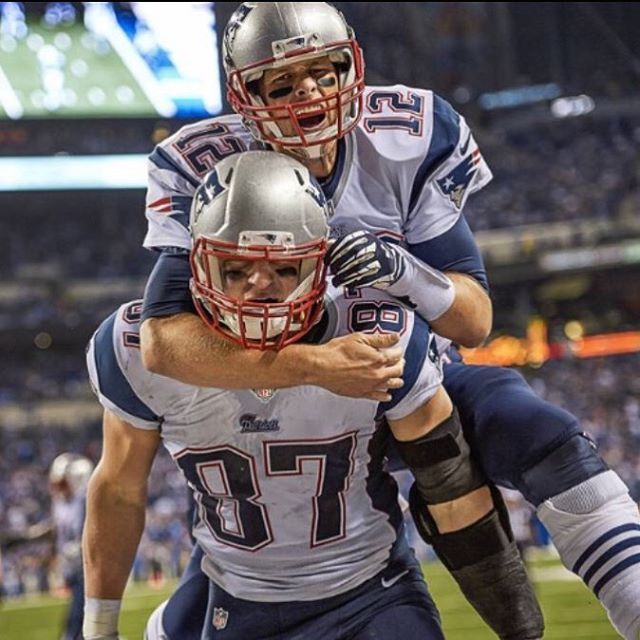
(538, 470), (640, 640)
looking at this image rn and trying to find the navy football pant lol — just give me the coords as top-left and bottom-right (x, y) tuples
(202, 533), (442, 640)
(159, 535), (442, 640)
(160, 544), (209, 640)
(443, 362), (588, 505)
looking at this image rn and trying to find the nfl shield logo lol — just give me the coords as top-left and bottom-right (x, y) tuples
(212, 607), (229, 630)
(251, 388), (275, 402)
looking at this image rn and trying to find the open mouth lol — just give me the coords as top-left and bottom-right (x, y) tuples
(298, 112), (326, 131)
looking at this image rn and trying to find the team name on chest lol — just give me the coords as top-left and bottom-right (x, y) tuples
(239, 413), (280, 433)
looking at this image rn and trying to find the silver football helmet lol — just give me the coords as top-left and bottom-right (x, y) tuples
(49, 453), (94, 495)
(223, 2), (365, 156)
(189, 151), (330, 349)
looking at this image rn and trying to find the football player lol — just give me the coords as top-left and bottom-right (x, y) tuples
(138, 3), (640, 639)
(0, 454), (93, 638)
(83, 152), (535, 640)
(48, 453), (94, 640)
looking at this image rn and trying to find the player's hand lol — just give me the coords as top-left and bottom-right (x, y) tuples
(325, 231), (406, 290)
(311, 332), (405, 402)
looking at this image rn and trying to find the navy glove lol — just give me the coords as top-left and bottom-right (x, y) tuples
(326, 230), (406, 289)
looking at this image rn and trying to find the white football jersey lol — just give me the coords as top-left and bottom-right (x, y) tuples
(144, 85), (491, 253)
(87, 286), (441, 602)
(143, 86), (491, 355)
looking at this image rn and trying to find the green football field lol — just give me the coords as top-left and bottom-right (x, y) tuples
(0, 22), (155, 118)
(0, 556), (618, 639)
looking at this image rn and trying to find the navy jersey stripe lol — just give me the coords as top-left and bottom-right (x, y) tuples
(141, 252), (195, 322)
(378, 315), (430, 416)
(93, 311), (159, 423)
(149, 146), (200, 189)
(407, 215), (489, 291)
(573, 523), (640, 574)
(408, 95), (460, 214)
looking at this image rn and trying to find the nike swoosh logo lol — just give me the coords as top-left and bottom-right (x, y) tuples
(459, 134), (472, 155)
(381, 568), (410, 588)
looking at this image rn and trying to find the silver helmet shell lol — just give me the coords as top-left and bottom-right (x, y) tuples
(189, 150), (330, 349)
(223, 2), (365, 154)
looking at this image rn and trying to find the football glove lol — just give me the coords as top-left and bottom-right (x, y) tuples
(326, 230), (406, 289)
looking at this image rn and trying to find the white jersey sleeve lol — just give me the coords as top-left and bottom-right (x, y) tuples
(404, 94), (492, 244)
(86, 300), (184, 429)
(332, 85), (491, 246)
(324, 284), (442, 421)
(143, 115), (255, 252)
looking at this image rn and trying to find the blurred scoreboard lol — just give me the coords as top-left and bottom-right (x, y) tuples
(0, 1), (223, 119)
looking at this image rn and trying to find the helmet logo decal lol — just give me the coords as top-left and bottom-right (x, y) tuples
(192, 170), (225, 227)
(224, 3), (256, 64)
(305, 180), (327, 208)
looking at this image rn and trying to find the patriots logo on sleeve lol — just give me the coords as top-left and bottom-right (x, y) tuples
(436, 148), (483, 210)
(149, 196), (193, 218)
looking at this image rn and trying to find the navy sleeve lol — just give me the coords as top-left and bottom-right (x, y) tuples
(141, 251), (196, 322)
(406, 215), (489, 292)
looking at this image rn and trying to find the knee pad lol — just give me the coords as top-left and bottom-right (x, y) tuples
(394, 407), (485, 504)
(409, 484), (513, 568)
(519, 433), (609, 506)
(410, 487), (544, 640)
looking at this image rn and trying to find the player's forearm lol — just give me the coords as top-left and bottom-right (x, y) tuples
(429, 273), (492, 347)
(83, 472), (146, 599)
(141, 313), (319, 388)
(382, 248), (491, 346)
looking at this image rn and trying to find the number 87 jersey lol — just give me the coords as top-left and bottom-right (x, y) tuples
(86, 286), (442, 603)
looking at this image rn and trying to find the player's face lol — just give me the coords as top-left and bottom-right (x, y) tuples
(221, 259), (301, 302)
(259, 56), (339, 139)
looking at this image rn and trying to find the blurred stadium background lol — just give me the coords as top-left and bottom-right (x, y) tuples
(0, 2), (639, 638)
